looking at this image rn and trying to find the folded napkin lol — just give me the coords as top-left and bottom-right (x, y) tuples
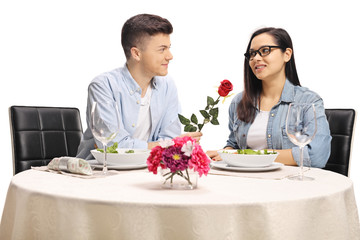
(47, 157), (93, 175)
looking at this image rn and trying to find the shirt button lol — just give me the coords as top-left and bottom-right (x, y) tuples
(132, 124), (135, 127)
(271, 113), (275, 117)
(136, 100), (140, 104)
(268, 134), (271, 138)
(130, 90), (134, 94)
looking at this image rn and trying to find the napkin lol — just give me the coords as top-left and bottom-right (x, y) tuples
(47, 157), (93, 175)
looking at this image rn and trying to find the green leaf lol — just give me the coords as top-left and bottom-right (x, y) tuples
(178, 114), (190, 125)
(97, 142), (118, 153)
(207, 96), (215, 106)
(210, 118), (219, 125)
(209, 107), (219, 118)
(184, 124), (197, 132)
(191, 114), (198, 124)
(244, 149), (260, 155)
(198, 123), (204, 131)
(200, 110), (211, 119)
(107, 142), (118, 153)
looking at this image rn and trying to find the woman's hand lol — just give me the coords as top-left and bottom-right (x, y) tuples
(270, 149), (297, 166)
(207, 147), (234, 161)
(206, 150), (222, 161)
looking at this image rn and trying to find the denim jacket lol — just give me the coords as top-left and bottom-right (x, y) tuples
(76, 65), (181, 160)
(225, 80), (331, 168)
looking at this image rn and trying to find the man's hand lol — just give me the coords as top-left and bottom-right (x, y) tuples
(147, 132), (203, 150)
(180, 132), (203, 143)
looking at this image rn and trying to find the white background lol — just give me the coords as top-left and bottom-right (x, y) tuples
(1, 0), (359, 219)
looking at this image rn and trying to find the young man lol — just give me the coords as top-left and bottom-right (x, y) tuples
(77, 14), (201, 159)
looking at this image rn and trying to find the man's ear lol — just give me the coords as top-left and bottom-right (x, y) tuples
(130, 47), (141, 61)
(284, 48), (292, 63)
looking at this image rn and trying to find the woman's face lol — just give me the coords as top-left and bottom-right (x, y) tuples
(248, 33), (291, 82)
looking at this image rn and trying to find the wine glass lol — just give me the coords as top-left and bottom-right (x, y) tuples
(90, 101), (121, 174)
(286, 103), (317, 181)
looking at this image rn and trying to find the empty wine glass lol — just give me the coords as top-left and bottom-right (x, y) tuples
(286, 103), (317, 181)
(90, 101), (121, 174)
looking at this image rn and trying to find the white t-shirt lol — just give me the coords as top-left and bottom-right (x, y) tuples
(132, 86), (152, 142)
(247, 110), (269, 150)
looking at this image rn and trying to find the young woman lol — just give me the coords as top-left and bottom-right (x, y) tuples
(208, 27), (331, 168)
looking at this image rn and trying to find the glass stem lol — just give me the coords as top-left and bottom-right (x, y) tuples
(103, 145), (108, 174)
(299, 146), (304, 180)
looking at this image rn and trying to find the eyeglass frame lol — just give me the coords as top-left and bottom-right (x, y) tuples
(244, 45), (285, 61)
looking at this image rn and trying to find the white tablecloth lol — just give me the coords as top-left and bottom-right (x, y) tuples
(1, 167), (359, 240)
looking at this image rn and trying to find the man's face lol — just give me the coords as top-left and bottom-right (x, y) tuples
(138, 33), (173, 77)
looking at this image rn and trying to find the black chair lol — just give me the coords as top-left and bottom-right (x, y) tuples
(323, 109), (356, 176)
(9, 106), (83, 175)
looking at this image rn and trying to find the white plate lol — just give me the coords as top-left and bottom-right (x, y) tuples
(211, 161), (284, 172)
(88, 160), (147, 170)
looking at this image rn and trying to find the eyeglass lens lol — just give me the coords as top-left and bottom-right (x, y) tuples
(249, 46), (271, 59)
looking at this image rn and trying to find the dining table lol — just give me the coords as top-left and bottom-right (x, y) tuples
(0, 163), (359, 240)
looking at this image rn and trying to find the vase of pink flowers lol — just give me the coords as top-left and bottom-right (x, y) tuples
(160, 168), (198, 189)
(147, 136), (211, 189)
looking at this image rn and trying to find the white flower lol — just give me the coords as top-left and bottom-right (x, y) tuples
(159, 138), (175, 148)
(181, 140), (194, 157)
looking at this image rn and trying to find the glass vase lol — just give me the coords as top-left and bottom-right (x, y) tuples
(160, 168), (198, 190)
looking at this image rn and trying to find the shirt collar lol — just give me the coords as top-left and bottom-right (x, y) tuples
(121, 64), (158, 96)
(279, 79), (295, 103)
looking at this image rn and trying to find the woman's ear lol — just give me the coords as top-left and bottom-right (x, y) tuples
(284, 48), (293, 63)
(130, 47), (141, 61)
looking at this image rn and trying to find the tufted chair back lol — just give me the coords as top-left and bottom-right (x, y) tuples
(9, 106), (83, 175)
(324, 109), (356, 176)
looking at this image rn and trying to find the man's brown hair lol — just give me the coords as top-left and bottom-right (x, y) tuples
(121, 14), (173, 59)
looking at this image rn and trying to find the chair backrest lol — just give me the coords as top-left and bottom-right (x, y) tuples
(9, 106), (83, 175)
(324, 109), (356, 176)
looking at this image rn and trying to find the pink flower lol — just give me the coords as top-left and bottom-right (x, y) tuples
(162, 146), (190, 172)
(188, 144), (211, 177)
(147, 146), (166, 174)
(173, 136), (195, 148)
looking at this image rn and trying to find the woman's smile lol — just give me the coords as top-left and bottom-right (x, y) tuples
(255, 64), (266, 71)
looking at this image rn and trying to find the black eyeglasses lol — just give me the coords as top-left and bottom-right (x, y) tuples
(244, 45), (284, 61)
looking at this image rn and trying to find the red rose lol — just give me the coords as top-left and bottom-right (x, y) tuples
(218, 79), (233, 97)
